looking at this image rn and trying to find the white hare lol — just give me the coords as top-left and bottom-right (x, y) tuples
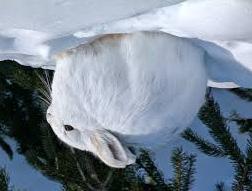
(46, 32), (207, 168)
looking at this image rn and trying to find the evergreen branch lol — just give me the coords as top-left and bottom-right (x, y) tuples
(185, 96), (252, 190)
(235, 118), (252, 134)
(230, 89), (252, 102)
(198, 97), (245, 164)
(40, 126), (57, 161)
(0, 136), (13, 160)
(79, 152), (102, 185)
(241, 136), (252, 190)
(170, 148), (184, 191)
(182, 153), (196, 191)
(232, 167), (249, 191)
(0, 167), (9, 191)
(229, 112), (252, 133)
(137, 149), (168, 190)
(182, 128), (225, 157)
(70, 148), (97, 191)
(215, 182), (226, 191)
(245, 137), (252, 168)
(170, 148), (197, 191)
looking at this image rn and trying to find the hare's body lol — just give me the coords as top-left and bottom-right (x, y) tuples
(47, 32), (207, 168)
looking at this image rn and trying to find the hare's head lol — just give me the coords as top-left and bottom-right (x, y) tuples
(46, 104), (136, 168)
(41, 38), (136, 168)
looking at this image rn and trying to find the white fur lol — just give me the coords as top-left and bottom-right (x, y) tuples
(47, 32), (207, 168)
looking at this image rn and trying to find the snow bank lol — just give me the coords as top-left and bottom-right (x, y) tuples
(0, 0), (251, 87)
(0, 0), (182, 67)
(0, 138), (60, 191)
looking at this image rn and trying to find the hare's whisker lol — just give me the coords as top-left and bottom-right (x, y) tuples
(38, 95), (50, 106)
(36, 71), (52, 106)
(38, 88), (51, 102)
(36, 71), (52, 96)
(44, 70), (52, 93)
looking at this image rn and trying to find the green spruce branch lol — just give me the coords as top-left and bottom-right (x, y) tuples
(182, 96), (252, 191)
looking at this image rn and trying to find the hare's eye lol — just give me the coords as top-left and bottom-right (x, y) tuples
(64, 125), (74, 131)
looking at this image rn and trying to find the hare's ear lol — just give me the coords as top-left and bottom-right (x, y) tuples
(90, 130), (136, 168)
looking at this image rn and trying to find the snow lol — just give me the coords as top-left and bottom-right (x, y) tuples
(207, 81), (239, 89)
(0, 0), (178, 35)
(0, 0), (183, 67)
(76, 0), (252, 41)
(0, 138), (61, 191)
(0, 0), (252, 87)
(75, 0), (252, 88)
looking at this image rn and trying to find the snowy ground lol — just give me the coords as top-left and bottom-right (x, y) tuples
(1, 0), (252, 86)
(0, 0), (183, 68)
(0, 138), (61, 191)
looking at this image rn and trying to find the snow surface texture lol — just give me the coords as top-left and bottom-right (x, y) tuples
(0, 0), (183, 68)
(0, 138), (61, 191)
(0, 0), (252, 87)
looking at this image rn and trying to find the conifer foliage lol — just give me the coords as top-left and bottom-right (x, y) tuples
(127, 148), (197, 191)
(230, 88), (252, 102)
(0, 167), (9, 191)
(215, 182), (226, 191)
(169, 148), (196, 191)
(230, 113), (252, 134)
(0, 136), (13, 160)
(182, 95), (252, 191)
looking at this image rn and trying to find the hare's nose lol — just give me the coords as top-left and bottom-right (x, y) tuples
(46, 112), (52, 122)
(46, 106), (53, 119)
